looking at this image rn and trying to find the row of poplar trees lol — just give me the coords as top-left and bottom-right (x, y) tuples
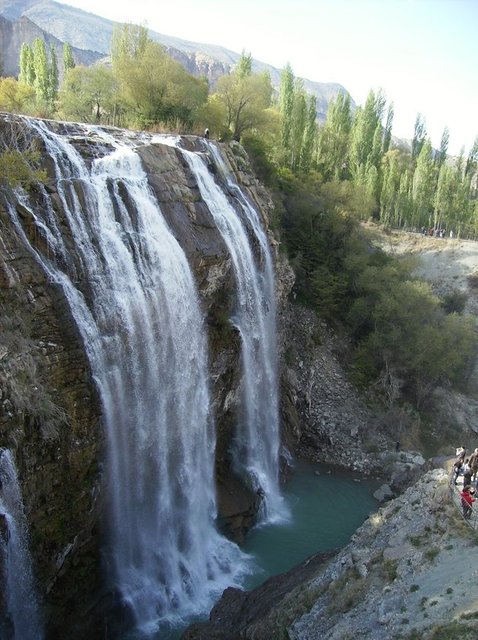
(305, 85), (478, 238)
(18, 39), (75, 107)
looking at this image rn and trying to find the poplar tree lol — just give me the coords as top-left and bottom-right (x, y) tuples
(33, 38), (49, 102)
(412, 140), (435, 228)
(289, 82), (307, 171)
(349, 89), (386, 180)
(412, 113), (427, 162)
(433, 163), (453, 229)
(380, 150), (401, 227)
(317, 91), (352, 179)
(436, 126), (449, 168)
(63, 42), (75, 74)
(278, 63), (294, 152)
(382, 103), (394, 155)
(237, 50), (252, 78)
(465, 136), (478, 178)
(47, 44), (58, 105)
(19, 43), (35, 86)
(300, 94), (317, 173)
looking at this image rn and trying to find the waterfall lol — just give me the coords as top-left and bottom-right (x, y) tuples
(158, 137), (287, 524)
(7, 120), (250, 632)
(0, 449), (43, 640)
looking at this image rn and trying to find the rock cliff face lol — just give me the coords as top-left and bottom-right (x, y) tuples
(0, 115), (289, 638)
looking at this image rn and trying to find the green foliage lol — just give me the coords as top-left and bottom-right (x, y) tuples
(427, 621), (478, 639)
(278, 165), (476, 408)
(0, 149), (46, 189)
(47, 44), (58, 104)
(0, 77), (36, 112)
(33, 37), (49, 102)
(412, 112), (427, 161)
(317, 91), (352, 180)
(213, 57), (272, 141)
(440, 290), (468, 314)
(111, 23), (208, 130)
(19, 43), (35, 86)
(59, 65), (118, 123)
(63, 42), (75, 74)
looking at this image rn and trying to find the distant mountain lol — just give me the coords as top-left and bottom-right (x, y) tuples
(0, 0), (353, 120)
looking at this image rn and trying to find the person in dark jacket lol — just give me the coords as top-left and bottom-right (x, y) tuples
(452, 447), (466, 485)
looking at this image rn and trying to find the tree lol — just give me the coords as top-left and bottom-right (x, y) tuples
(436, 126), (449, 168)
(299, 94), (317, 172)
(412, 113), (427, 162)
(382, 102), (394, 155)
(288, 81), (307, 170)
(317, 91), (352, 180)
(111, 23), (208, 129)
(63, 42), (75, 74)
(111, 23), (148, 65)
(0, 77), (35, 113)
(237, 50), (252, 77)
(214, 52), (272, 141)
(349, 89), (387, 181)
(433, 163), (454, 230)
(47, 44), (58, 105)
(465, 135), (478, 178)
(412, 139), (435, 228)
(33, 38), (49, 103)
(59, 65), (118, 123)
(19, 43), (35, 87)
(278, 63), (295, 152)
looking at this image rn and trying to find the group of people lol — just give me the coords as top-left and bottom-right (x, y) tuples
(420, 226), (453, 239)
(452, 446), (478, 519)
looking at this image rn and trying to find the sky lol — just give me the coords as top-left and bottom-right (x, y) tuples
(63, 0), (478, 155)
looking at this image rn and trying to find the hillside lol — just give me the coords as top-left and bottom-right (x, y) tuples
(0, 0), (352, 119)
(370, 229), (478, 320)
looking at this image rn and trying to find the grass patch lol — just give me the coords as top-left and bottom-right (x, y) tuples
(381, 558), (398, 582)
(424, 547), (440, 562)
(327, 568), (366, 614)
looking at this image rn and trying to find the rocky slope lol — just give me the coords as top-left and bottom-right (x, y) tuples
(183, 467), (478, 639)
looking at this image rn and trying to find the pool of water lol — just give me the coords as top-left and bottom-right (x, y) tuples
(127, 459), (380, 639)
(242, 459), (380, 589)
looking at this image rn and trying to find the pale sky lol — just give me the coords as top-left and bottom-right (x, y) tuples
(64, 0), (478, 155)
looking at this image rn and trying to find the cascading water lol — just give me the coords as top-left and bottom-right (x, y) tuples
(158, 136), (287, 524)
(7, 120), (250, 633)
(0, 449), (44, 640)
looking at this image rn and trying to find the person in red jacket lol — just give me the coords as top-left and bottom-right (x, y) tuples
(461, 486), (476, 519)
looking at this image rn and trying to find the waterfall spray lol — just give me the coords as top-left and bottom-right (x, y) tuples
(0, 449), (43, 640)
(158, 137), (287, 524)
